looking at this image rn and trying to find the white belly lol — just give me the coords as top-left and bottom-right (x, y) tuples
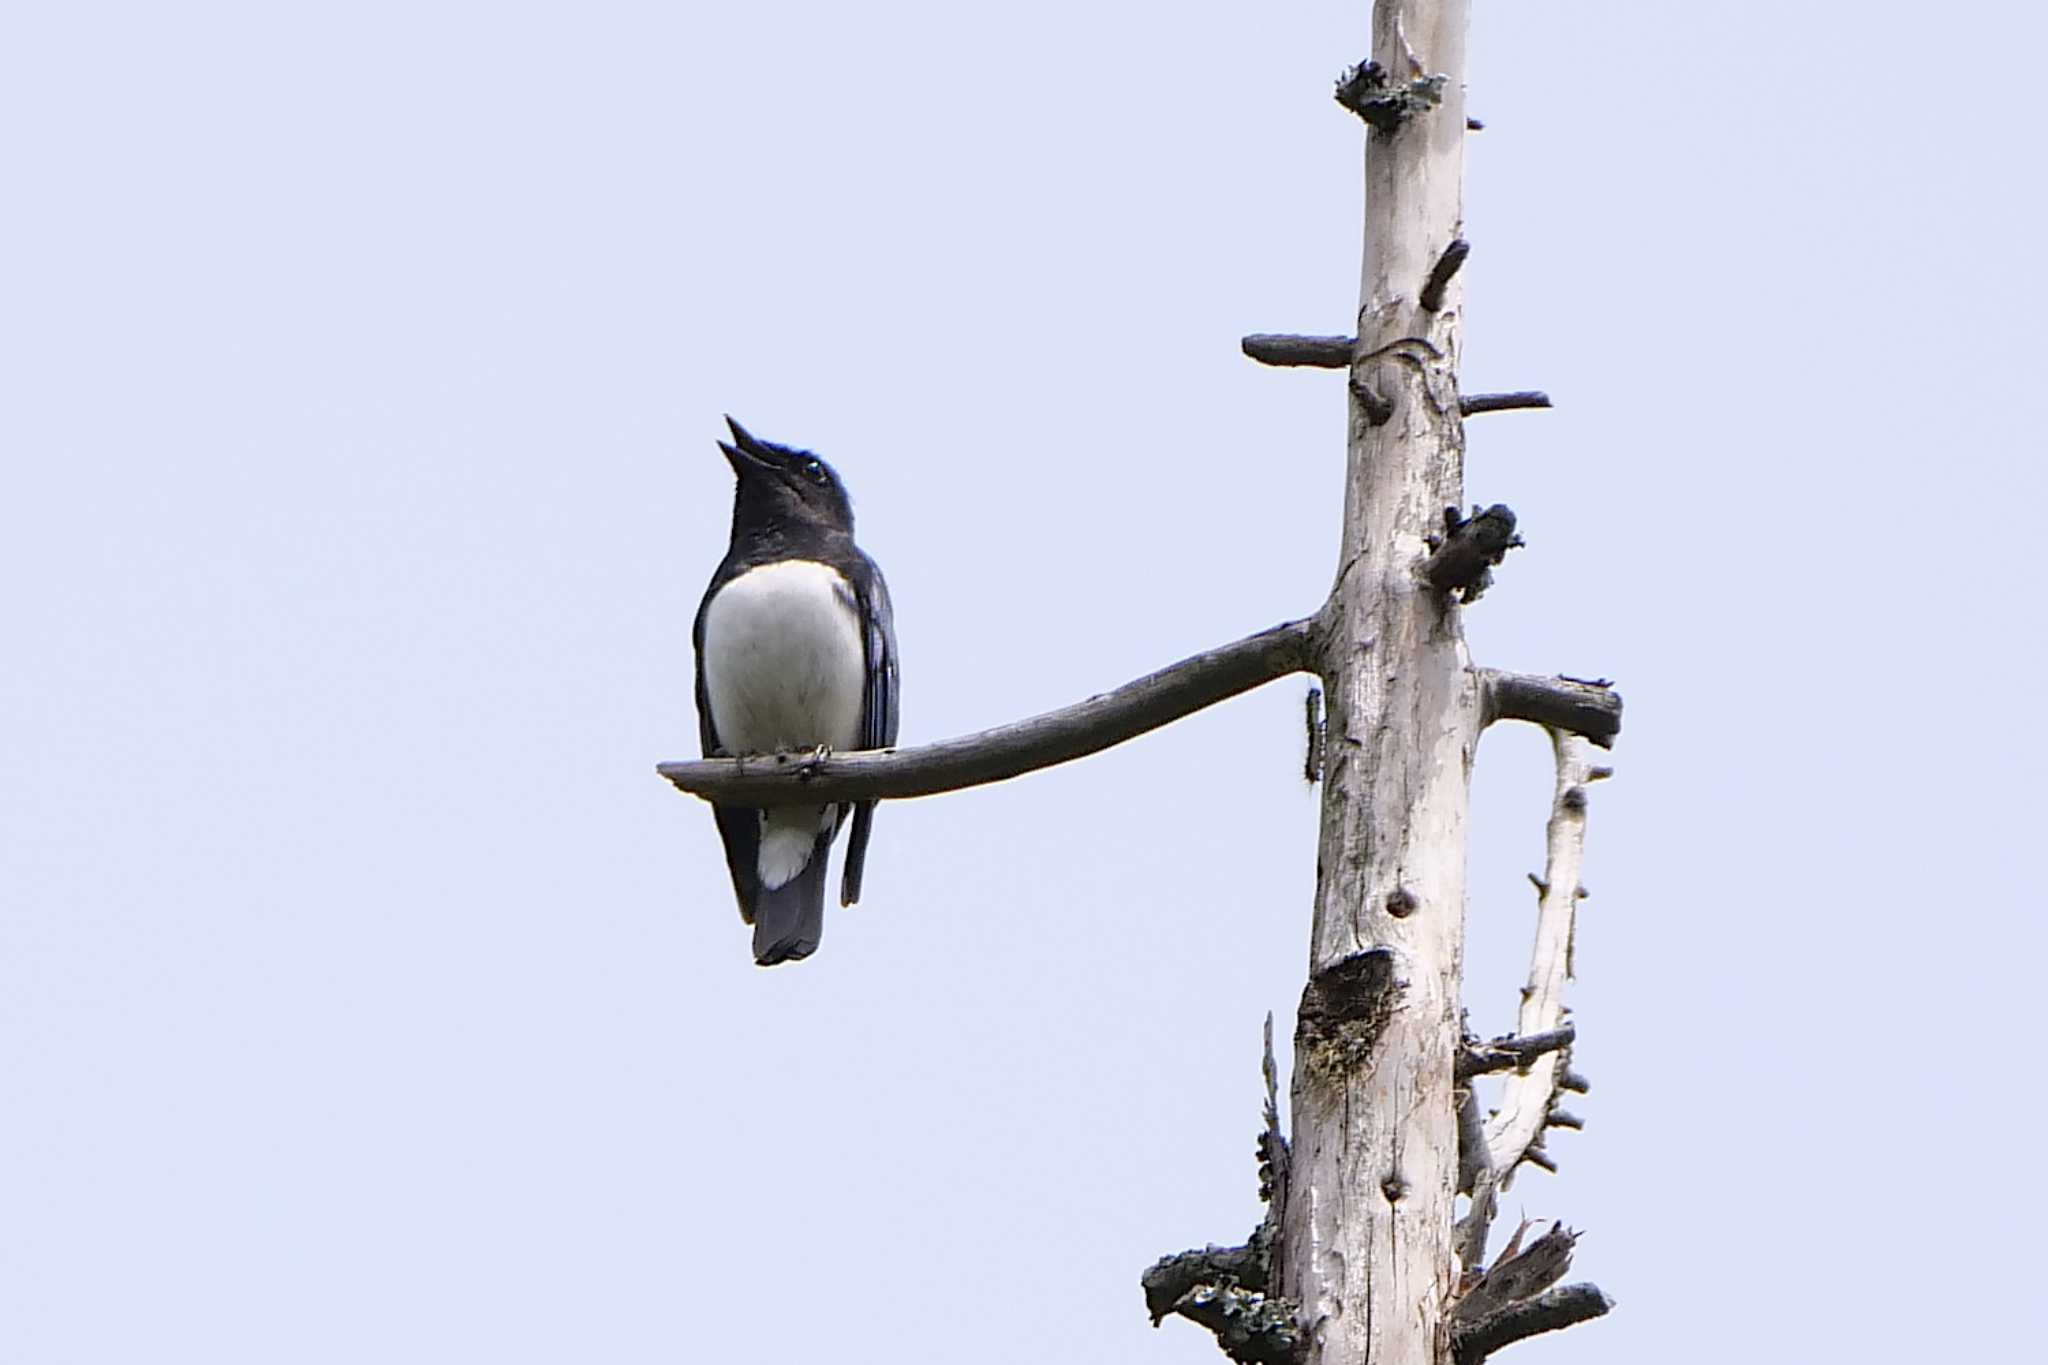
(701, 560), (866, 891)
(701, 560), (867, 755)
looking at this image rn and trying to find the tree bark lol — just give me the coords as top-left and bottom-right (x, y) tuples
(1279, 5), (1474, 1363)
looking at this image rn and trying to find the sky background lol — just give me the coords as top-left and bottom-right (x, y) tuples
(4, 2), (2042, 1361)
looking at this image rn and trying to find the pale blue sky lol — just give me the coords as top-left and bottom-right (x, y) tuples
(4, 3), (2041, 1362)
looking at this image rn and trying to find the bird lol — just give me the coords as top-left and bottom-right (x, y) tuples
(692, 417), (899, 965)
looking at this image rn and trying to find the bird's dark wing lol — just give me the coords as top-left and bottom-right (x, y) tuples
(694, 570), (761, 921)
(839, 553), (898, 907)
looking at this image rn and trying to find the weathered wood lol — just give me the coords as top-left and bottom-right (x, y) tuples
(1455, 731), (1599, 1271)
(1277, 6), (1475, 1363)
(1485, 732), (1595, 1175)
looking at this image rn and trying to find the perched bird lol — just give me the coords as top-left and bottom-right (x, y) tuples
(692, 418), (899, 965)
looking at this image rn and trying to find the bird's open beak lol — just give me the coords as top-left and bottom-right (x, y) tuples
(721, 415), (781, 472)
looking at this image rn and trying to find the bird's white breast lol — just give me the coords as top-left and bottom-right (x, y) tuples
(701, 559), (866, 756)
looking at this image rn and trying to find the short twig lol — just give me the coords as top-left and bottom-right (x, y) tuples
(1460, 391), (1552, 415)
(1421, 238), (1470, 312)
(1259, 1012), (1289, 1207)
(1241, 334), (1353, 368)
(1302, 688), (1325, 785)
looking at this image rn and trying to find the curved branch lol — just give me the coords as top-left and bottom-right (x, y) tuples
(1457, 733), (1601, 1267)
(1488, 737), (1595, 1167)
(657, 618), (1316, 805)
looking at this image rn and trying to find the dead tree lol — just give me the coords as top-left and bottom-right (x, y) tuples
(659, 3), (1618, 1362)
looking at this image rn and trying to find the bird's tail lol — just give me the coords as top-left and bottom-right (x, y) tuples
(751, 831), (833, 966)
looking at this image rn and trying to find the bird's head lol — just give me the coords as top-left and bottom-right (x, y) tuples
(718, 417), (855, 535)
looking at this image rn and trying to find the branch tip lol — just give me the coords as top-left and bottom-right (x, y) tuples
(1460, 390), (1552, 416)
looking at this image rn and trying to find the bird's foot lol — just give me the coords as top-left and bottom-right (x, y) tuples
(793, 743), (833, 780)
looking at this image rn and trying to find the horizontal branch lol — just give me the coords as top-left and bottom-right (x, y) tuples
(1143, 1243), (1269, 1325)
(658, 618), (1315, 805)
(1456, 1025), (1577, 1081)
(1479, 671), (1623, 748)
(1452, 1284), (1614, 1365)
(1238, 338), (1550, 415)
(1242, 334), (1353, 367)
(1459, 390), (1551, 415)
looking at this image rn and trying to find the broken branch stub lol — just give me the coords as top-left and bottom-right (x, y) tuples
(1335, 59), (1449, 133)
(1423, 503), (1523, 602)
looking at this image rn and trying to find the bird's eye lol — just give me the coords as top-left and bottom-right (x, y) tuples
(801, 459), (827, 484)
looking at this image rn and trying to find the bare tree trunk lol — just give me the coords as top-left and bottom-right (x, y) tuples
(665, 4), (1621, 1359)
(1279, 5), (1474, 1363)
